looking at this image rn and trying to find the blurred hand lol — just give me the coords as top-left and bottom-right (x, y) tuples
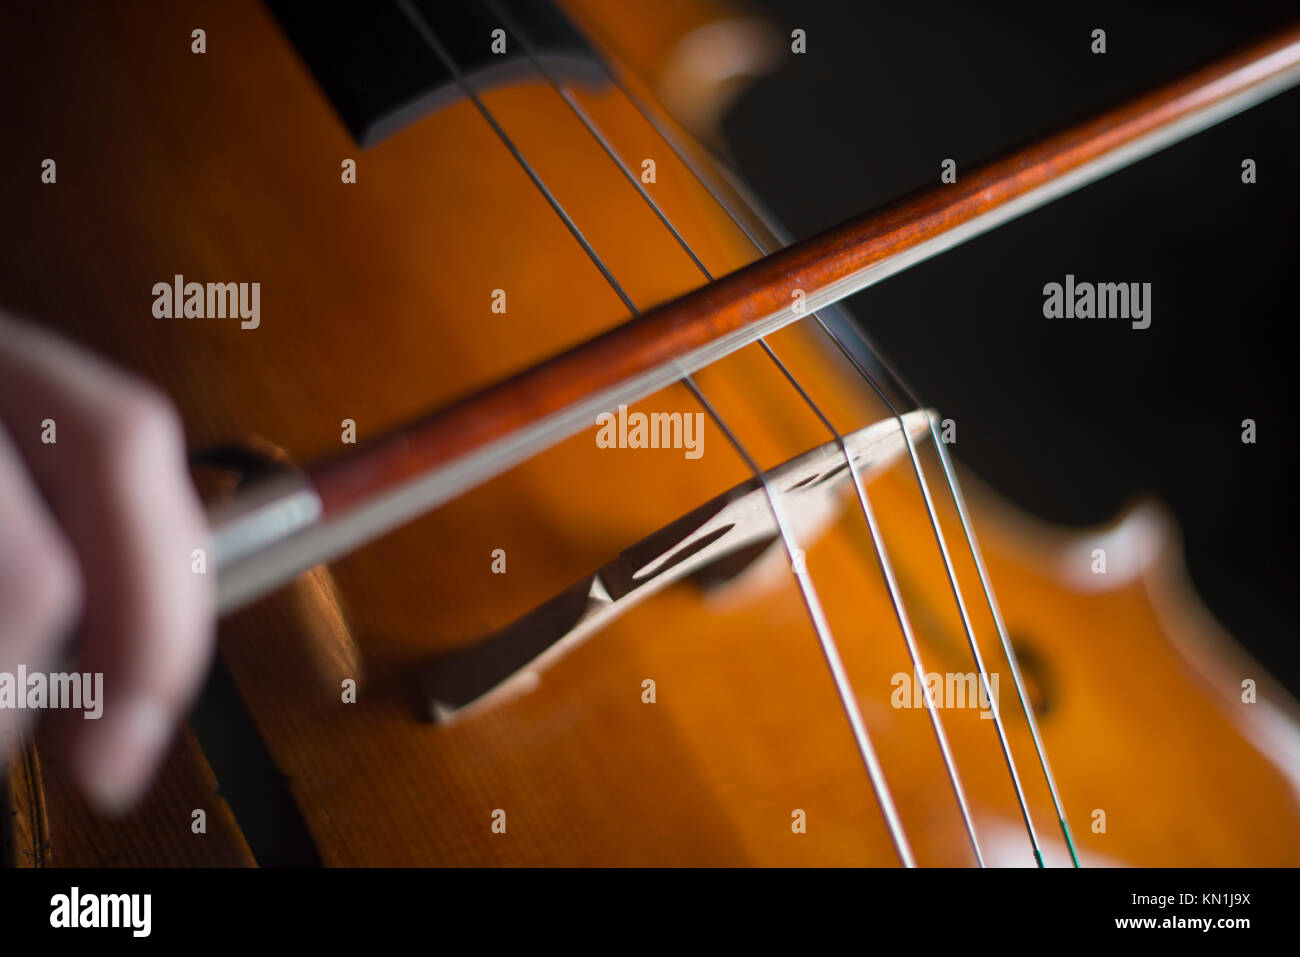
(0, 311), (214, 813)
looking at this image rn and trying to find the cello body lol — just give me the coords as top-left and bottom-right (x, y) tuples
(2, 0), (1297, 866)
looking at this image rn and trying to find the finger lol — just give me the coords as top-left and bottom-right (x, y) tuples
(0, 313), (214, 812)
(0, 426), (84, 758)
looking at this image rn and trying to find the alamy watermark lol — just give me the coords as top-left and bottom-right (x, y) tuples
(595, 404), (704, 459)
(1042, 274), (1151, 329)
(50, 887), (150, 937)
(891, 670), (1000, 718)
(0, 667), (103, 719)
(152, 274), (260, 329)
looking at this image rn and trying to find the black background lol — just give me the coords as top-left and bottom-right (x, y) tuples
(723, 1), (1299, 695)
(0, 863), (1286, 942)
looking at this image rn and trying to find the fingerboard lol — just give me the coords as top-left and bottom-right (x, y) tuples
(267, 0), (606, 147)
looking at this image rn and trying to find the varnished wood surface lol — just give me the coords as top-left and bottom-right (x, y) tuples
(1, 0), (1297, 866)
(7, 729), (254, 867)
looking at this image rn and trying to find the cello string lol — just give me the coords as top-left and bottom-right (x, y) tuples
(864, 340), (1082, 866)
(392, 0), (635, 316)
(931, 430), (1081, 867)
(678, 165), (1075, 866)
(751, 342), (985, 867)
(486, 0), (983, 867)
(575, 43), (1070, 866)
(624, 95), (1080, 864)
(694, 150), (1079, 867)
(396, 0), (915, 866)
(682, 374), (915, 867)
(480, 0), (713, 279)
(812, 320), (1046, 867)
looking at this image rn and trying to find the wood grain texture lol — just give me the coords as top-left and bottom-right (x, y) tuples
(6, 729), (254, 867)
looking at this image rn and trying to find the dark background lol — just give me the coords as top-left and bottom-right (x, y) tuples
(722, 2), (1299, 694)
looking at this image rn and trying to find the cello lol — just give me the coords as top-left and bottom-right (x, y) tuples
(2, 0), (1298, 867)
